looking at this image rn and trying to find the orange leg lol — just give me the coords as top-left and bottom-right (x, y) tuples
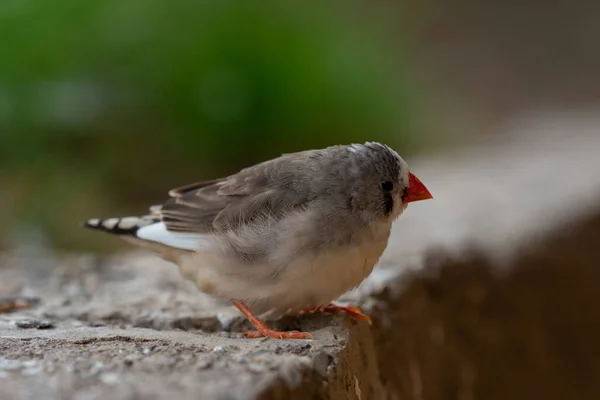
(298, 304), (372, 325)
(232, 301), (314, 340)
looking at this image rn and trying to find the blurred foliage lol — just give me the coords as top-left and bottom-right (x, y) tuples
(0, 0), (431, 251)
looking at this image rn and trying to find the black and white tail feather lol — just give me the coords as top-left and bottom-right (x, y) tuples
(83, 205), (209, 252)
(84, 203), (162, 236)
(83, 215), (160, 236)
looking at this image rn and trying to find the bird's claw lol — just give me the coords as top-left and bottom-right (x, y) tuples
(233, 300), (315, 340)
(246, 329), (314, 340)
(299, 304), (372, 325)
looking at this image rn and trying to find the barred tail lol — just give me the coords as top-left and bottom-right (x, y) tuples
(83, 216), (159, 237)
(84, 203), (205, 251)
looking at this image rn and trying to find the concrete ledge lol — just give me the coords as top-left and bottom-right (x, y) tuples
(0, 252), (385, 399)
(2, 111), (600, 399)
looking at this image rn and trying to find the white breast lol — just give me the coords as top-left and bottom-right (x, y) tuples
(263, 236), (389, 315)
(176, 220), (393, 317)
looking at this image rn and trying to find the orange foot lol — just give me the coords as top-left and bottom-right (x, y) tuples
(233, 301), (314, 340)
(298, 304), (372, 325)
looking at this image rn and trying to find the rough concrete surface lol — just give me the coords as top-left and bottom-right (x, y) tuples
(2, 110), (600, 399)
(0, 252), (384, 400)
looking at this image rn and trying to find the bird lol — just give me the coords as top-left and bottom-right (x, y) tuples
(84, 142), (433, 339)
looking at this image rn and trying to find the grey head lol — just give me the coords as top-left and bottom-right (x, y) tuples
(318, 141), (411, 223)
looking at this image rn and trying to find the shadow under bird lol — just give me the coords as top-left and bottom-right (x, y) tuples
(84, 142), (433, 339)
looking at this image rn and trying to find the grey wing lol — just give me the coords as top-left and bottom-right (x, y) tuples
(157, 154), (315, 235)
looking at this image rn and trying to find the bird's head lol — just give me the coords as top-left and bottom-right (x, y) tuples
(346, 142), (433, 221)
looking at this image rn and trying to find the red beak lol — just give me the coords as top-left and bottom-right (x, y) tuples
(402, 172), (433, 204)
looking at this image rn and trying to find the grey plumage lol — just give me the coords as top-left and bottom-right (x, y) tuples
(84, 142), (428, 323)
(164, 142), (405, 238)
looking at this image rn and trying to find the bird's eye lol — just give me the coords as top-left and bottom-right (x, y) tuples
(381, 181), (394, 192)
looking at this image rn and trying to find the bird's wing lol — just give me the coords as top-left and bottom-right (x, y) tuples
(158, 153), (315, 235)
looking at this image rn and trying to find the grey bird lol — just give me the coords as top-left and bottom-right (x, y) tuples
(84, 142), (433, 339)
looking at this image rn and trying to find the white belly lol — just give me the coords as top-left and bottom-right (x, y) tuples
(259, 239), (388, 315)
(177, 223), (392, 317)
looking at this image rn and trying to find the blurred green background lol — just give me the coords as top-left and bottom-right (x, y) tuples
(0, 0), (438, 252)
(1, 0), (598, 252)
